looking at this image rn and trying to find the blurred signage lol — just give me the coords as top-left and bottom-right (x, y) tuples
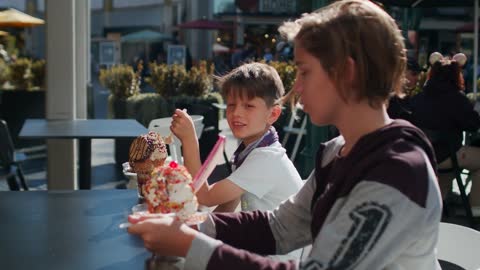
(99, 41), (117, 67)
(259, 0), (296, 13)
(167, 45), (186, 66)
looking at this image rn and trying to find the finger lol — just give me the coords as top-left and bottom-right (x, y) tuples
(127, 222), (143, 235)
(174, 108), (183, 117)
(128, 213), (166, 224)
(127, 217), (159, 234)
(129, 212), (150, 223)
(128, 214), (144, 224)
(172, 109), (185, 119)
(175, 108), (189, 118)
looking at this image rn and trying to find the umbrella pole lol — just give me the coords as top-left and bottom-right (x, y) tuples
(145, 42), (149, 63)
(233, 13), (238, 50)
(474, 0), (479, 95)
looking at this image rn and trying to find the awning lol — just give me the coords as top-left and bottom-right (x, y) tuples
(0, 8), (44, 27)
(120, 30), (172, 43)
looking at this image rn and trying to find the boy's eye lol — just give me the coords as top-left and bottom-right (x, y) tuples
(246, 104), (255, 108)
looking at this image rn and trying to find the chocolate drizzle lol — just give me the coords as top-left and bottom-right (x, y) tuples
(129, 131), (167, 162)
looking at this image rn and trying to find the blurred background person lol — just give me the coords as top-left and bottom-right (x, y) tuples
(263, 47), (273, 63)
(387, 57), (421, 121)
(411, 53), (480, 217)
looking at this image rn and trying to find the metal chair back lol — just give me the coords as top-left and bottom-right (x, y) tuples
(422, 128), (476, 228)
(0, 119), (28, 190)
(0, 119), (15, 167)
(148, 115), (204, 164)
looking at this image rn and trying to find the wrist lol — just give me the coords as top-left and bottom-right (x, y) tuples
(178, 225), (198, 257)
(183, 137), (199, 148)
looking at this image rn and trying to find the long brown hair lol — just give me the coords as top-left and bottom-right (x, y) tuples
(279, 0), (406, 108)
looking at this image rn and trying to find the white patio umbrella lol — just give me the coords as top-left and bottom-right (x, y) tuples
(0, 8), (44, 27)
(0, 8), (45, 58)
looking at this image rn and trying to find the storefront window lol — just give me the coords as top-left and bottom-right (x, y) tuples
(214, 0), (235, 14)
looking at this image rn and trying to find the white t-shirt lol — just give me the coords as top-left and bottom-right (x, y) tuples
(227, 141), (303, 212)
(224, 141), (305, 261)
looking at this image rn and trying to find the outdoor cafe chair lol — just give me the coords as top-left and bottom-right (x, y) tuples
(0, 160), (19, 191)
(437, 222), (480, 270)
(0, 119), (28, 191)
(281, 104), (307, 162)
(148, 115), (204, 164)
(422, 128), (476, 228)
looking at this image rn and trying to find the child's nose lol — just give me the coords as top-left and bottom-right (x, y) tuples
(232, 106), (243, 116)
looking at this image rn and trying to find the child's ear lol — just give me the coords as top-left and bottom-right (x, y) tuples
(268, 105), (282, 125)
(345, 57), (357, 89)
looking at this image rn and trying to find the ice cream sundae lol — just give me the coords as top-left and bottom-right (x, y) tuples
(142, 161), (198, 220)
(128, 131), (168, 197)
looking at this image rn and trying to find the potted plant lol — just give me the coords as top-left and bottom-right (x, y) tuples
(31, 59), (46, 90)
(138, 61), (226, 160)
(99, 62), (141, 165)
(0, 59), (9, 89)
(268, 61), (297, 94)
(9, 58), (32, 90)
(100, 63), (139, 118)
(126, 93), (169, 127)
(0, 58), (46, 148)
(178, 61), (214, 97)
(147, 62), (187, 98)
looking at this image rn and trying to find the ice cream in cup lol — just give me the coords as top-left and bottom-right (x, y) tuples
(128, 131), (168, 200)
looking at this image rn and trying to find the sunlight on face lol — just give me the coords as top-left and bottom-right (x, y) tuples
(225, 94), (274, 146)
(293, 42), (342, 126)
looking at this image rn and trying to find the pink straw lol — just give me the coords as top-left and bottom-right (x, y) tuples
(192, 135), (226, 192)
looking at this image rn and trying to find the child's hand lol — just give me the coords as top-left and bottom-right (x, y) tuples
(127, 215), (197, 257)
(170, 109), (197, 144)
(128, 212), (166, 224)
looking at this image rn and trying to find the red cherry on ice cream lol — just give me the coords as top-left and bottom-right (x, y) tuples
(169, 161), (178, 168)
